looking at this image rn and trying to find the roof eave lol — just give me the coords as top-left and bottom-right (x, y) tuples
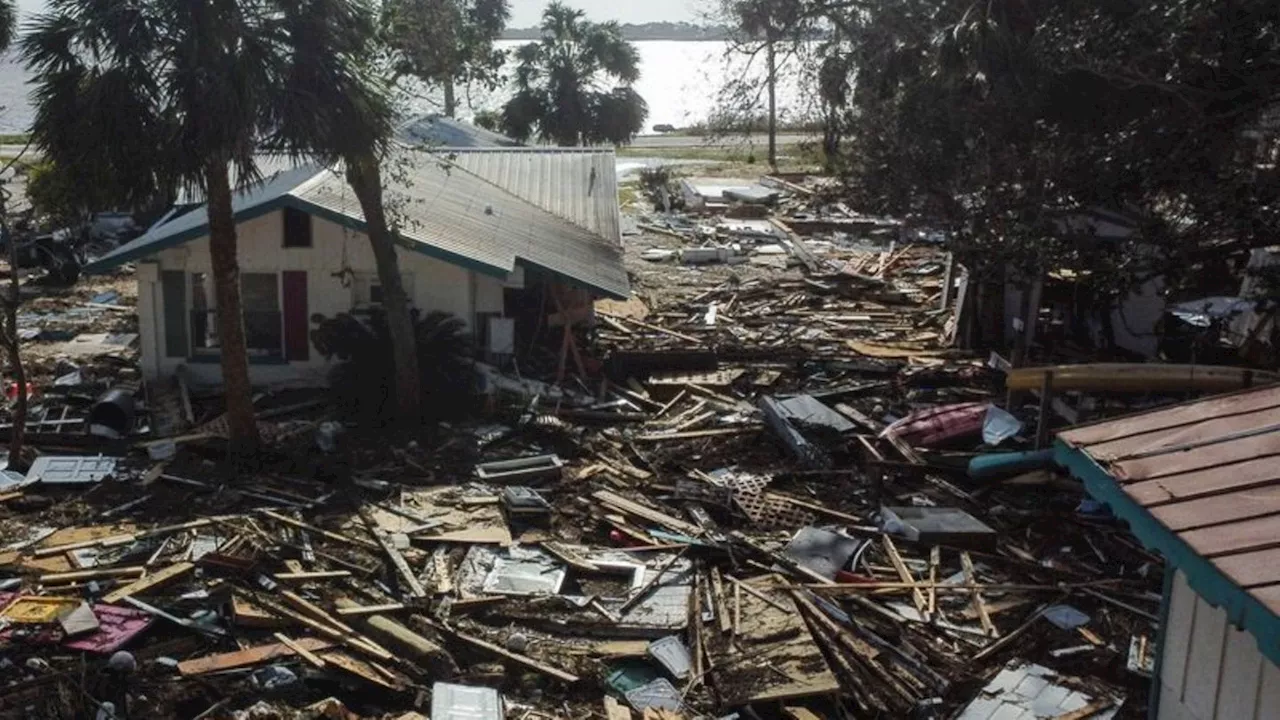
(1054, 437), (1280, 666)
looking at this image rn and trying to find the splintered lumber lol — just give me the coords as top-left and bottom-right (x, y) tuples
(359, 507), (426, 598)
(961, 552), (998, 638)
(597, 312), (701, 344)
(541, 542), (601, 572)
(335, 603), (406, 617)
(178, 637), (334, 675)
(705, 575), (839, 704)
(262, 510), (378, 551)
(437, 624), (580, 683)
(604, 696), (634, 720)
(592, 490), (703, 536)
(927, 547), (940, 618)
(338, 600), (459, 678)
(882, 535), (929, 620)
(274, 633), (327, 668)
(257, 592), (394, 662)
(102, 561), (195, 603)
(40, 566), (145, 584)
(634, 427), (760, 442)
(274, 570), (352, 582)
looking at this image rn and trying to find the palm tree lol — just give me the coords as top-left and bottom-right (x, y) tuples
(384, 0), (510, 118)
(267, 0), (423, 423)
(0, 0), (15, 52)
(500, 2), (647, 146)
(22, 0), (282, 455)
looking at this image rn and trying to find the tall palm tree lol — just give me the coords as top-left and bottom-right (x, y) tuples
(22, 0), (282, 454)
(267, 0), (423, 422)
(500, 1), (647, 146)
(0, 0), (15, 52)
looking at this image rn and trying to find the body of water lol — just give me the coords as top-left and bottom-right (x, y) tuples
(0, 40), (813, 135)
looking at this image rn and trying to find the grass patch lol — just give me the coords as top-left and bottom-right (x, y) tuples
(0, 134), (30, 145)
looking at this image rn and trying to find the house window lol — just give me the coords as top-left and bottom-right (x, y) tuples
(190, 272), (283, 357)
(352, 272), (414, 310)
(283, 207), (312, 248)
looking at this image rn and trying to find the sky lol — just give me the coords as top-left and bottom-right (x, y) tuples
(15, 0), (703, 26)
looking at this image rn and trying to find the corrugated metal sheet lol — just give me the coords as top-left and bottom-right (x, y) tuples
(956, 661), (1121, 719)
(84, 150), (629, 299)
(443, 148), (622, 244)
(294, 148), (628, 298)
(396, 115), (519, 148)
(1059, 385), (1280, 610)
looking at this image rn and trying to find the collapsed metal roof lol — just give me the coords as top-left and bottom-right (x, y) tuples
(85, 147), (629, 300)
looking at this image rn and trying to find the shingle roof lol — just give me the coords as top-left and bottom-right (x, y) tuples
(1055, 384), (1280, 664)
(84, 149), (628, 299)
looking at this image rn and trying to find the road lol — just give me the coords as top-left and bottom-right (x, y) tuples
(626, 133), (816, 149)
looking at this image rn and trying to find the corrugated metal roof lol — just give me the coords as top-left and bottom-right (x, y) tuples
(441, 148), (622, 244)
(89, 163), (323, 270)
(1056, 384), (1280, 661)
(294, 148), (628, 297)
(396, 115), (519, 148)
(84, 150), (628, 299)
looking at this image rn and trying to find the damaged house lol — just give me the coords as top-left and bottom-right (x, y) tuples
(83, 143), (628, 386)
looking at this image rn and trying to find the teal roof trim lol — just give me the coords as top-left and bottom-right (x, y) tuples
(1053, 439), (1280, 667)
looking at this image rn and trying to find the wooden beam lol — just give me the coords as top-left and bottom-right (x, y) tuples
(882, 535), (928, 621)
(102, 562), (195, 603)
(961, 552), (997, 638)
(359, 507), (426, 598)
(178, 637), (334, 676)
(438, 625), (580, 683)
(273, 633), (327, 668)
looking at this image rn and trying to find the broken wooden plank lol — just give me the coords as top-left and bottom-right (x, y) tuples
(634, 426), (761, 442)
(438, 624), (580, 682)
(961, 552), (997, 638)
(178, 637), (334, 675)
(274, 633), (327, 668)
(604, 696), (634, 720)
(359, 507), (426, 598)
(274, 570), (352, 582)
(262, 510), (379, 551)
(882, 535), (929, 621)
(102, 561), (195, 603)
(335, 603), (407, 617)
(40, 566), (145, 584)
(593, 490), (703, 536)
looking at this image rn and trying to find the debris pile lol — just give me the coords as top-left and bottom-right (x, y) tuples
(0, 175), (1177, 719)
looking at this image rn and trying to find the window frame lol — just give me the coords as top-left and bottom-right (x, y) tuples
(187, 271), (286, 360)
(282, 207), (313, 248)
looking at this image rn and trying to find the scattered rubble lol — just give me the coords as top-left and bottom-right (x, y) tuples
(1, 169), (1243, 719)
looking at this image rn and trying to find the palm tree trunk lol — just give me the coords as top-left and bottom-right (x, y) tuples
(346, 154), (421, 422)
(204, 159), (261, 455)
(4, 217), (26, 468)
(766, 35), (778, 173)
(443, 77), (457, 118)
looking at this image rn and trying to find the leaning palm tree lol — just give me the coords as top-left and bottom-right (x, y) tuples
(22, 0), (279, 454)
(266, 0), (423, 422)
(500, 1), (647, 146)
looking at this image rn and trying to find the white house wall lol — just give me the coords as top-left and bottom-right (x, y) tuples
(1157, 570), (1280, 719)
(140, 210), (488, 386)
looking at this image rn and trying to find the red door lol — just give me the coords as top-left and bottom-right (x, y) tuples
(282, 271), (309, 362)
